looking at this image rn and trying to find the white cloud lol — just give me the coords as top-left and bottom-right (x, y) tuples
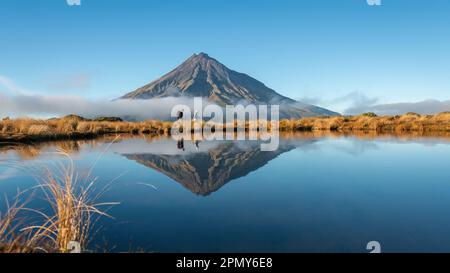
(0, 92), (205, 120)
(300, 91), (380, 114)
(302, 91), (450, 115)
(0, 75), (208, 120)
(346, 99), (450, 115)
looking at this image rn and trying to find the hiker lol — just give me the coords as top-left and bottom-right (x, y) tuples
(195, 140), (200, 150)
(177, 111), (184, 121)
(177, 138), (185, 151)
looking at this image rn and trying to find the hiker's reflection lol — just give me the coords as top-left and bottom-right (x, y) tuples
(195, 140), (200, 150)
(177, 138), (185, 151)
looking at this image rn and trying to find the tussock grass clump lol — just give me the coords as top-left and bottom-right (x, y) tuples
(0, 150), (118, 253)
(361, 112), (378, 117)
(0, 198), (31, 253)
(28, 125), (52, 136)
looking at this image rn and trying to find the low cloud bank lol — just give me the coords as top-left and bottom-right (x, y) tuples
(0, 75), (207, 120)
(2, 92), (449, 120)
(300, 91), (380, 115)
(300, 91), (450, 115)
(345, 99), (450, 115)
(0, 92), (202, 120)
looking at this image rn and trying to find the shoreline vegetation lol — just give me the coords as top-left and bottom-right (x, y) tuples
(1, 112), (450, 144)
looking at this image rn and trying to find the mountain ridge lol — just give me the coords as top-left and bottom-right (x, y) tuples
(120, 53), (339, 118)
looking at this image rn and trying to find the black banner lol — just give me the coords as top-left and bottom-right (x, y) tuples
(0, 253), (442, 272)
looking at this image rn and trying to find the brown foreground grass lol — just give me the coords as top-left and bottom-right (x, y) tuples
(1, 112), (450, 143)
(0, 150), (116, 253)
(0, 199), (30, 253)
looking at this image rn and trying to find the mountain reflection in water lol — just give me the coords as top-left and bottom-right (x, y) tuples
(122, 140), (299, 196)
(2, 131), (449, 196)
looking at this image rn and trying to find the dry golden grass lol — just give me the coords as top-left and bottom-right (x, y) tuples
(0, 115), (172, 141)
(1, 112), (450, 143)
(0, 198), (31, 253)
(278, 112), (450, 132)
(0, 150), (117, 253)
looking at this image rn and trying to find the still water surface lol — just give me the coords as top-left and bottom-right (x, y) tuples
(1, 133), (450, 252)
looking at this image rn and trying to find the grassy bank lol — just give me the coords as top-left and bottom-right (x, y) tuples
(279, 112), (450, 132)
(1, 112), (450, 143)
(0, 115), (172, 143)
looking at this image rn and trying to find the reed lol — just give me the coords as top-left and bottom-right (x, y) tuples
(0, 197), (30, 253)
(0, 150), (118, 253)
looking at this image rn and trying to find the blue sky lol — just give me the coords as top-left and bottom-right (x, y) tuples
(1, 0), (450, 113)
